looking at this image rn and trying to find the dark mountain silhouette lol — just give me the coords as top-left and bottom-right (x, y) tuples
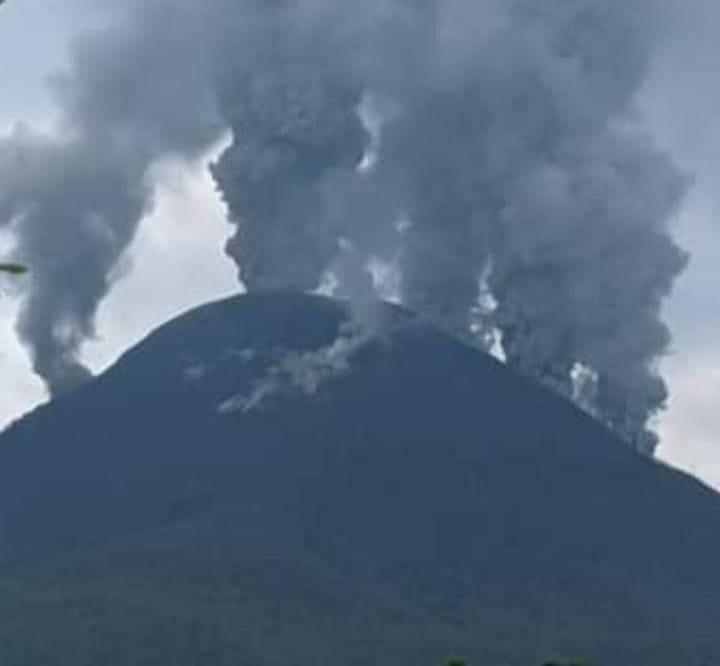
(0, 292), (718, 665)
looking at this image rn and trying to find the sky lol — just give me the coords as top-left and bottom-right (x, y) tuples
(0, 0), (718, 486)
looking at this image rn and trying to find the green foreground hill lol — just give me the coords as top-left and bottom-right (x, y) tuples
(0, 293), (717, 664)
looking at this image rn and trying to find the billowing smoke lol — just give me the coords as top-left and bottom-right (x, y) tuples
(208, 0), (689, 453)
(1, 0), (689, 453)
(0, 2), (220, 394)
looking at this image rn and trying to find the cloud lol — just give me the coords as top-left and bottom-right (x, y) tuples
(658, 352), (720, 488)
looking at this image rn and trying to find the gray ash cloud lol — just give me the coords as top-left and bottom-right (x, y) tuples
(0, 2), (220, 394)
(1, 0), (689, 452)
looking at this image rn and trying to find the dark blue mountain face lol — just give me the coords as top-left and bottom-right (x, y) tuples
(0, 292), (718, 665)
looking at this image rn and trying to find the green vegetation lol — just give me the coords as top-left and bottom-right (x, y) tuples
(446, 657), (592, 666)
(0, 263), (27, 275)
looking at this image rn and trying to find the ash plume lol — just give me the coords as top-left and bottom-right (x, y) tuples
(0, 2), (219, 394)
(2, 0), (689, 452)
(209, 0), (689, 452)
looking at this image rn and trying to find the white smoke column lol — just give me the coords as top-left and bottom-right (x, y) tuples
(218, 319), (373, 415)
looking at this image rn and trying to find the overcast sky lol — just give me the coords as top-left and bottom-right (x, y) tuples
(1, 0), (719, 487)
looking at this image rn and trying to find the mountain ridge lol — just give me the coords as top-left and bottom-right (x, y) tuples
(0, 291), (718, 664)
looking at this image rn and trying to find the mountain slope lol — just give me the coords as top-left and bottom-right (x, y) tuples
(0, 292), (718, 665)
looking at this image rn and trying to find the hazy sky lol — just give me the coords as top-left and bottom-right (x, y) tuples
(1, 0), (718, 486)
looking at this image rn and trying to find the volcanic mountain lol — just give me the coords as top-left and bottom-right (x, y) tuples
(0, 292), (718, 665)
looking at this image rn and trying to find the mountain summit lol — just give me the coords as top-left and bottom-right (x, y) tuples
(0, 292), (718, 664)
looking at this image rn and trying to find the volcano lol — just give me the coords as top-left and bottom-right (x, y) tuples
(0, 292), (718, 665)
